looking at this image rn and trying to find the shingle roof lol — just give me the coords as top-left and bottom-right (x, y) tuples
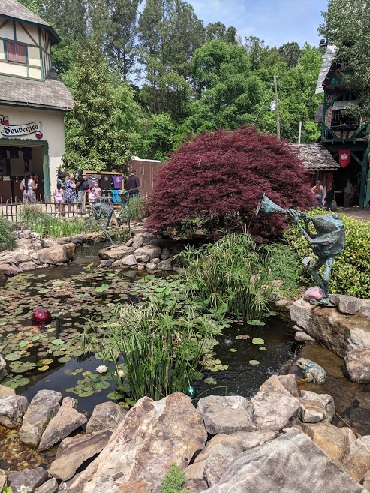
(0, 0), (59, 44)
(0, 70), (74, 111)
(315, 45), (336, 95)
(291, 144), (341, 171)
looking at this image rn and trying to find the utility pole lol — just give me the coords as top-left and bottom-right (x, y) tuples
(273, 75), (281, 140)
(298, 121), (302, 144)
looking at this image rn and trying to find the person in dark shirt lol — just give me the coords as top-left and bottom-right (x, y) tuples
(126, 170), (140, 197)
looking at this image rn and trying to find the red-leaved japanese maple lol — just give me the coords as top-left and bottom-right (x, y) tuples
(147, 126), (314, 241)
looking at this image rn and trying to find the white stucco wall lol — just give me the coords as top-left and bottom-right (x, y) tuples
(0, 105), (66, 194)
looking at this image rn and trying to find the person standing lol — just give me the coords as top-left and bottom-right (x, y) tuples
(343, 179), (353, 207)
(64, 173), (77, 213)
(20, 172), (36, 204)
(324, 185), (334, 211)
(311, 180), (324, 207)
(126, 170), (140, 197)
(54, 182), (64, 215)
(76, 169), (88, 214)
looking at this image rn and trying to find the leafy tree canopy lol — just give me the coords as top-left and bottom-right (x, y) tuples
(147, 125), (314, 241)
(320, 0), (370, 103)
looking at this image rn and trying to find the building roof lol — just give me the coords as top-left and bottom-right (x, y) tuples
(0, 0), (59, 44)
(291, 143), (341, 171)
(0, 70), (74, 111)
(315, 45), (337, 95)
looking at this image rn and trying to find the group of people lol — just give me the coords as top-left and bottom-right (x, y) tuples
(20, 172), (39, 204)
(54, 170), (101, 214)
(311, 178), (355, 210)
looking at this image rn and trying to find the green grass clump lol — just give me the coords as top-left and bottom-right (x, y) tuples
(161, 464), (189, 493)
(0, 216), (16, 251)
(284, 211), (370, 298)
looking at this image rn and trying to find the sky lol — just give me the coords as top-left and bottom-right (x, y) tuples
(188, 0), (328, 48)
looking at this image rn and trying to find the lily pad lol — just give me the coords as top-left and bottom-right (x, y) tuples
(252, 338), (265, 345)
(248, 360), (260, 366)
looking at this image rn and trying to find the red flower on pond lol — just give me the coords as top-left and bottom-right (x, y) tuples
(32, 308), (51, 324)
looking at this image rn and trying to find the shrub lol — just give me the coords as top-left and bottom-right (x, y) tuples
(161, 464), (188, 493)
(284, 212), (370, 298)
(0, 217), (16, 251)
(147, 125), (314, 241)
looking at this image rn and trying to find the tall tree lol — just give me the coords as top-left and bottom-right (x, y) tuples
(278, 42), (301, 68)
(18, 0), (40, 13)
(89, 0), (142, 79)
(63, 43), (135, 171)
(320, 0), (370, 103)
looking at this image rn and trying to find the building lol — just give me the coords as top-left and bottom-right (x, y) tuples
(315, 43), (370, 207)
(0, 0), (73, 202)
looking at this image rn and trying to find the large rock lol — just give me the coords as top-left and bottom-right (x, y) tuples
(7, 467), (48, 493)
(251, 375), (300, 431)
(202, 428), (365, 493)
(197, 395), (255, 435)
(299, 390), (335, 423)
(290, 298), (370, 358)
(0, 263), (21, 276)
(330, 294), (363, 315)
(86, 401), (127, 434)
(121, 254), (137, 267)
(48, 430), (112, 481)
(35, 478), (59, 493)
(38, 397), (87, 451)
(343, 435), (370, 483)
(67, 393), (207, 493)
(0, 394), (28, 428)
(20, 389), (62, 447)
(133, 245), (162, 263)
(300, 421), (356, 466)
(38, 243), (75, 264)
(0, 384), (15, 397)
(98, 245), (135, 260)
(345, 349), (370, 382)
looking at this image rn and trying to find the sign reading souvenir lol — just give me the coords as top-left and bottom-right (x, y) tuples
(339, 149), (350, 168)
(1, 121), (42, 138)
(0, 115), (9, 125)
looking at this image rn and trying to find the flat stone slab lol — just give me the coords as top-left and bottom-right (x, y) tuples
(7, 467), (48, 493)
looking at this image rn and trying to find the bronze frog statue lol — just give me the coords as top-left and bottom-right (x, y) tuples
(296, 358), (327, 384)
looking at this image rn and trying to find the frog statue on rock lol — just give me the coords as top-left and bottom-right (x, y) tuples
(296, 358), (327, 384)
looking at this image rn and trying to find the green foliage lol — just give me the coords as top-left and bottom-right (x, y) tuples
(178, 233), (275, 321)
(20, 205), (100, 238)
(120, 196), (146, 230)
(0, 217), (16, 251)
(284, 212), (370, 298)
(262, 243), (301, 297)
(161, 464), (188, 493)
(81, 282), (224, 401)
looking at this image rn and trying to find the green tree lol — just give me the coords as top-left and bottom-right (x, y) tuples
(63, 43), (136, 171)
(320, 0), (370, 103)
(18, 0), (40, 13)
(278, 42), (301, 68)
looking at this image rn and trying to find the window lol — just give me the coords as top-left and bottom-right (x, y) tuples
(6, 41), (27, 64)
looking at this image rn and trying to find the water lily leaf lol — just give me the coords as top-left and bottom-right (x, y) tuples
(249, 360), (260, 366)
(236, 334), (250, 340)
(37, 358), (53, 366)
(107, 391), (124, 400)
(247, 320), (266, 326)
(19, 340), (31, 347)
(70, 368), (83, 375)
(5, 352), (23, 361)
(204, 377), (217, 385)
(252, 338), (265, 345)
(94, 380), (110, 390)
(230, 348), (237, 352)
(259, 347), (267, 351)
(38, 365), (50, 372)
(51, 339), (64, 345)
(58, 356), (72, 363)
(95, 284), (110, 293)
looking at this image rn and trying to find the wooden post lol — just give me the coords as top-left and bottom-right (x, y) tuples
(298, 121), (302, 144)
(273, 75), (281, 140)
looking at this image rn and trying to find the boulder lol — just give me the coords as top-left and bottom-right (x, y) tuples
(38, 397), (87, 451)
(160, 248), (171, 260)
(0, 394), (28, 428)
(20, 389), (62, 447)
(202, 428), (365, 493)
(38, 243), (75, 264)
(251, 375), (300, 431)
(35, 478), (59, 493)
(121, 254), (137, 267)
(304, 286), (324, 301)
(197, 395), (255, 435)
(0, 263), (21, 276)
(157, 259), (173, 271)
(86, 401), (127, 434)
(48, 430), (112, 481)
(299, 390), (335, 423)
(67, 393), (207, 493)
(0, 384), (15, 397)
(133, 245), (162, 263)
(330, 294), (363, 315)
(345, 349), (370, 382)
(7, 467), (48, 493)
(295, 331), (315, 342)
(300, 421), (356, 467)
(98, 245), (135, 260)
(343, 435), (370, 483)
(278, 374), (299, 397)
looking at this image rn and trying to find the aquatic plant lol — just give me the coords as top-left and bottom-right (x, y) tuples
(177, 233), (275, 321)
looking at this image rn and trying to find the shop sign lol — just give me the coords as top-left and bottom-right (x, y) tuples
(1, 121), (42, 138)
(339, 149), (350, 168)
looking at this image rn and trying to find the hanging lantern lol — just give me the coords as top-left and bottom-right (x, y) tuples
(32, 308), (51, 324)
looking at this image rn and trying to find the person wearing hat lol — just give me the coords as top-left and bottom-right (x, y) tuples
(125, 170), (140, 197)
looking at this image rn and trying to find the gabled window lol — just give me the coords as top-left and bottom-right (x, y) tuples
(6, 41), (27, 64)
